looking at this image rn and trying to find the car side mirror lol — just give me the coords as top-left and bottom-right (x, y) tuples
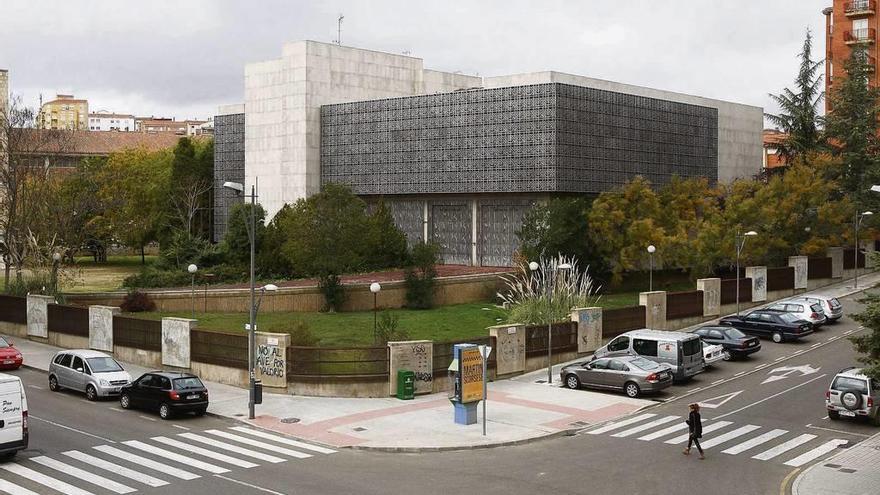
(75, 367), (83, 373)
(584, 363), (592, 369)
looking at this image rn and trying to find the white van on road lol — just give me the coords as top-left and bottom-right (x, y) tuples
(0, 373), (28, 458)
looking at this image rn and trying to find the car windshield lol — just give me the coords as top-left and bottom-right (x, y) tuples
(0, 337), (9, 348)
(832, 376), (868, 394)
(778, 313), (801, 323)
(86, 357), (123, 373)
(173, 377), (204, 390)
(628, 357), (661, 371)
(724, 328), (747, 339)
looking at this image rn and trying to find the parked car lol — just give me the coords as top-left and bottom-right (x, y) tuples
(48, 350), (131, 401)
(561, 356), (673, 398)
(692, 325), (761, 360)
(825, 367), (880, 426)
(0, 373), (28, 458)
(0, 337), (23, 370)
(766, 298), (827, 328)
(593, 329), (704, 382)
(719, 309), (813, 343)
(798, 294), (844, 323)
(120, 371), (208, 419)
(702, 341), (725, 367)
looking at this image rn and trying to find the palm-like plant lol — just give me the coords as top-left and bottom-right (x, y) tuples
(765, 29), (824, 162)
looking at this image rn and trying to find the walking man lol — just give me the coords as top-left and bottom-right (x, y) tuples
(683, 403), (704, 459)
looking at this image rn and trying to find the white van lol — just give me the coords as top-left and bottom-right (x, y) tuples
(594, 329), (705, 382)
(0, 373), (28, 457)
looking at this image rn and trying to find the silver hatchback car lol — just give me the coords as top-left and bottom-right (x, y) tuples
(766, 298), (827, 328)
(560, 355), (673, 398)
(799, 295), (844, 323)
(48, 350), (132, 401)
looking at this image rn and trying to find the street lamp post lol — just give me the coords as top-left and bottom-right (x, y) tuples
(647, 245), (656, 292)
(187, 264), (198, 319)
(855, 211), (873, 289)
(50, 252), (62, 295)
(735, 230), (758, 316)
(370, 282), (381, 343)
(529, 260), (571, 386)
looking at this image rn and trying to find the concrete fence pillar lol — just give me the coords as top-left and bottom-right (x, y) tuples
(387, 340), (433, 396)
(639, 291), (667, 331)
(488, 324), (525, 376)
(863, 240), (876, 269)
(161, 317), (194, 369)
(571, 307), (602, 353)
(745, 266), (767, 302)
(828, 247), (844, 278)
(696, 278), (721, 317)
(26, 294), (54, 339)
(255, 332), (289, 388)
(88, 305), (119, 352)
(788, 256), (809, 290)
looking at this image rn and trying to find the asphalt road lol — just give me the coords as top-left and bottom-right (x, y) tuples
(0, 290), (875, 495)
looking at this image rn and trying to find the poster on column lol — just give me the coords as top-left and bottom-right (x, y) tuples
(460, 347), (484, 403)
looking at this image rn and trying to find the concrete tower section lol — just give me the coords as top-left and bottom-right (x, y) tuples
(244, 40), (481, 219)
(0, 69), (8, 119)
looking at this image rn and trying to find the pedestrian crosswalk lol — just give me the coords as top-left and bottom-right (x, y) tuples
(0, 426), (336, 494)
(583, 413), (851, 467)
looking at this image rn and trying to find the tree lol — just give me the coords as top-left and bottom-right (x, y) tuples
(657, 176), (721, 274)
(222, 202), (266, 265)
(765, 29), (825, 162)
(363, 200), (408, 271)
(851, 293), (880, 381)
(165, 137), (214, 240)
(517, 196), (609, 282)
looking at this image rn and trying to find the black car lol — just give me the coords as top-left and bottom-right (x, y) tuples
(120, 371), (208, 420)
(693, 325), (762, 359)
(719, 309), (813, 343)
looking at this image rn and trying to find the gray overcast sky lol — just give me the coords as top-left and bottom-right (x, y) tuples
(0, 0), (830, 122)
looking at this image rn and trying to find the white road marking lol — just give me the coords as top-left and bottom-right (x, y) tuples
(93, 445), (200, 480)
(172, 424), (190, 431)
(734, 371), (747, 377)
(63, 450), (168, 488)
(204, 430), (313, 459)
(29, 415), (115, 443)
(752, 434), (817, 460)
(137, 415), (157, 422)
(699, 390), (744, 409)
(214, 474), (287, 495)
(711, 379), (725, 385)
(31, 456), (136, 494)
(774, 356), (788, 362)
(27, 385), (44, 390)
(0, 479), (41, 495)
(586, 413), (657, 435)
(230, 427), (337, 454)
(722, 429), (788, 455)
(711, 374), (828, 421)
(178, 433), (286, 463)
(805, 423), (871, 437)
(754, 364), (770, 370)
(699, 424), (761, 449)
(0, 463), (96, 495)
(664, 421), (733, 444)
(637, 422), (689, 441)
(152, 436), (259, 468)
(123, 440), (229, 474)
(109, 407), (124, 413)
(611, 416), (679, 438)
(783, 439), (848, 467)
(810, 343), (822, 348)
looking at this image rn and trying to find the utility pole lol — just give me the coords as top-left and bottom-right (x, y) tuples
(336, 14), (344, 45)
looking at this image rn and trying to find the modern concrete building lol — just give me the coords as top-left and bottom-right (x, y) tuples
(39, 94), (89, 130)
(215, 41), (763, 266)
(823, 0), (878, 112)
(0, 69), (8, 119)
(88, 111), (135, 131)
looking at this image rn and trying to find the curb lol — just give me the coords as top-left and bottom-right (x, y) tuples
(344, 427), (581, 453)
(790, 429), (880, 495)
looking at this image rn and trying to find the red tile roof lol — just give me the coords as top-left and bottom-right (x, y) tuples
(15, 128), (192, 156)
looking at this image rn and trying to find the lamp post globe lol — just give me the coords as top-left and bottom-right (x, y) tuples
(370, 283), (381, 343)
(188, 264), (198, 274)
(647, 245), (656, 254)
(528, 261), (539, 272)
(647, 245), (656, 292)
(370, 282), (381, 293)
(52, 252), (62, 262)
(187, 264), (198, 319)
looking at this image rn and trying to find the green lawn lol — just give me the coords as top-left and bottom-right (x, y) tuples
(63, 255), (158, 293)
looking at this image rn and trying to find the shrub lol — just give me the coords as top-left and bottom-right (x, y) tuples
(375, 311), (410, 344)
(120, 290), (156, 312)
(159, 230), (222, 270)
(5, 273), (55, 297)
(404, 243), (440, 309)
(286, 321), (319, 347)
(318, 273), (346, 312)
(123, 268), (190, 289)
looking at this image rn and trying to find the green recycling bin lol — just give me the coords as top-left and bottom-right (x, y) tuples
(397, 370), (415, 400)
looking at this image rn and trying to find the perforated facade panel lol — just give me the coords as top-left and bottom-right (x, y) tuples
(213, 112), (245, 242)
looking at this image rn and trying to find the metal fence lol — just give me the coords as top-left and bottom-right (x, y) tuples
(432, 337), (496, 375)
(721, 278), (752, 305)
(602, 306), (646, 338)
(524, 322), (578, 358)
(112, 316), (162, 351)
(666, 290), (704, 320)
(767, 267), (795, 292)
(47, 304), (89, 337)
(843, 248), (866, 270)
(287, 346), (389, 378)
(808, 257), (833, 279)
(0, 295), (27, 324)
(191, 330), (248, 369)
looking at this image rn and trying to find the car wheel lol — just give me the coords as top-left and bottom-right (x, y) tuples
(85, 385), (98, 401)
(159, 403), (172, 420)
(722, 351), (732, 361)
(828, 410), (840, 420)
(48, 375), (59, 392)
(624, 381), (641, 398)
(772, 332), (784, 344)
(565, 374), (580, 390)
(120, 393), (132, 409)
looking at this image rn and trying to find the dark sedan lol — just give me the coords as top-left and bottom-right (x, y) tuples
(693, 325), (761, 360)
(719, 309), (813, 343)
(120, 371), (208, 420)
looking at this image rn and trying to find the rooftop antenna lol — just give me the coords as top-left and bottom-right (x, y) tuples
(336, 14), (344, 45)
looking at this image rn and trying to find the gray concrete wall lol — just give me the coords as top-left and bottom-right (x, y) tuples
(288, 377), (389, 398)
(190, 361), (248, 389)
(483, 71), (763, 183)
(114, 345), (162, 369)
(47, 333), (88, 350)
(0, 322), (26, 338)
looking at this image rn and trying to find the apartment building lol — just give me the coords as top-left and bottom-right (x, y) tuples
(38, 94), (89, 130)
(88, 111), (135, 131)
(824, 0), (879, 111)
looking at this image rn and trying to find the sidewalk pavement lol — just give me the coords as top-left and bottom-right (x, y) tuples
(6, 271), (880, 453)
(792, 431), (880, 495)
